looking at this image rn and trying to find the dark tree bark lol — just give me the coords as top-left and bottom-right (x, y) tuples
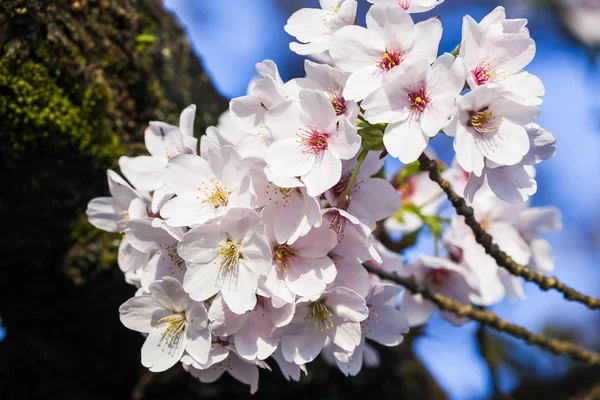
(0, 1), (446, 399)
(0, 0), (226, 398)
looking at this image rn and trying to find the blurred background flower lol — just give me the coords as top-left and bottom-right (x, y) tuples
(162, 0), (600, 398)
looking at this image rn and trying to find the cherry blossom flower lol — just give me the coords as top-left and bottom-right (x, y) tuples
(322, 336), (381, 376)
(279, 287), (369, 364)
(362, 54), (465, 163)
(323, 207), (382, 264)
(124, 217), (186, 291)
(119, 277), (211, 372)
(229, 60), (293, 138)
(177, 208), (272, 314)
(293, 60), (359, 124)
(271, 347), (307, 381)
(85, 1), (564, 390)
(119, 105), (197, 195)
(463, 123), (556, 203)
(285, 0), (358, 57)
(182, 342), (270, 394)
(87, 170), (146, 233)
(446, 85), (540, 176)
(325, 151), (400, 230)
(514, 206), (562, 274)
(443, 192), (531, 304)
(327, 248), (370, 299)
(475, 6), (530, 39)
(240, 157), (322, 245)
(264, 89), (361, 196)
(399, 256), (481, 325)
(329, 4), (442, 100)
(333, 283), (409, 375)
(161, 148), (254, 226)
(563, 0), (600, 48)
(367, 0), (445, 14)
(265, 223), (338, 300)
(208, 292), (294, 361)
(117, 237), (150, 288)
(459, 8), (544, 105)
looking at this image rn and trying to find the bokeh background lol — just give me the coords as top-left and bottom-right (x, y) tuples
(159, 0), (600, 398)
(0, 0), (598, 398)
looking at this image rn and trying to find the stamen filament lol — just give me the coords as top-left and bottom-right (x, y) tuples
(274, 244), (299, 273)
(468, 107), (501, 134)
(219, 241), (240, 272)
(304, 300), (335, 332)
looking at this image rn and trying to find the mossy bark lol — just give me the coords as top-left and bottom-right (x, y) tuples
(0, 0), (226, 397)
(0, 1), (445, 399)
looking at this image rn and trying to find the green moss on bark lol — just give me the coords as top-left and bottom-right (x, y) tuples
(0, 0), (227, 282)
(0, 59), (123, 166)
(0, 3), (227, 395)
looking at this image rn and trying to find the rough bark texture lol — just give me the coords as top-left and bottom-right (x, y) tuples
(0, 0), (228, 398)
(0, 1), (446, 399)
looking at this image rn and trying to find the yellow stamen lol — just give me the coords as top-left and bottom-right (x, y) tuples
(304, 300), (335, 332)
(219, 241), (240, 271)
(468, 107), (501, 134)
(274, 244), (299, 273)
(157, 311), (186, 349)
(198, 179), (229, 208)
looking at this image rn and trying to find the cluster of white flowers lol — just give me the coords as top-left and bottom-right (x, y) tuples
(87, 1), (562, 392)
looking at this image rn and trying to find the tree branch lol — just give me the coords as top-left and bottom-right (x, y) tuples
(417, 153), (600, 310)
(475, 313), (509, 400)
(362, 263), (600, 366)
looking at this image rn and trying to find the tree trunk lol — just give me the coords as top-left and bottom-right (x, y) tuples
(0, 0), (226, 398)
(0, 1), (445, 399)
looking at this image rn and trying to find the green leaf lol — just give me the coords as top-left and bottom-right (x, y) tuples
(422, 215), (445, 238)
(392, 160), (422, 187)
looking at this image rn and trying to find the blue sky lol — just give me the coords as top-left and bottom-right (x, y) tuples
(165, 1), (600, 398)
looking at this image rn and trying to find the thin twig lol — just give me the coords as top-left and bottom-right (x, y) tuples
(417, 153), (600, 310)
(338, 148), (369, 209)
(363, 263), (600, 366)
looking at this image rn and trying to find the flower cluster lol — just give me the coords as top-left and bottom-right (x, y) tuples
(87, 1), (561, 392)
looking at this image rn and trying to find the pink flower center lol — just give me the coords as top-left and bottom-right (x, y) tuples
(305, 300), (334, 332)
(397, 178), (416, 205)
(468, 106), (500, 134)
(327, 209), (348, 239)
(218, 241), (240, 272)
(471, 61), (496, 86)
(328, 92), (347, 116)
(407, 83), (430, 113)
(378, 48), (405, 72)
(299, 128), (329, 155)
(255, 295), (271, 310)
(330, 95), (347, 116)
(157, 311), (186, 346)
(331, 172), (351, 198)
(425, 268), (451, 287)
(274, 244), (299, 273)
(397, 0), (411, 10)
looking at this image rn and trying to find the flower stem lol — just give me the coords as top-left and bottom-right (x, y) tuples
(338, 148), (369, 209)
